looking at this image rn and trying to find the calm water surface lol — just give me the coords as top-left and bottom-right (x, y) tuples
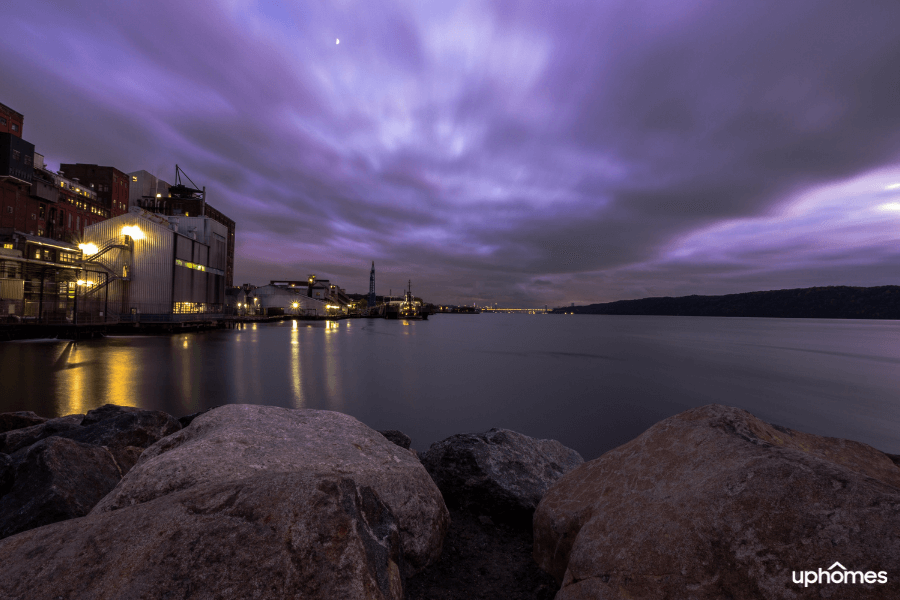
(2, 314), (899, 459)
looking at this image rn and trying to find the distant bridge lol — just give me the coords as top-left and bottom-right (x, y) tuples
(480, 307), (549, 314)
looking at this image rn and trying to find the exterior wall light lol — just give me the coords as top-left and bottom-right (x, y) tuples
(122, 225), (145, 240)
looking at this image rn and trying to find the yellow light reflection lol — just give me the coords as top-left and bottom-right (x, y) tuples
(291, 324), (304, 407)
(106, 347), (137, 409)
(55, 343), (87, 415)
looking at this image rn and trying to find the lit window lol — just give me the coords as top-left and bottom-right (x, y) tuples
(132, 176), (137, 182)
(3, 243), (12, 249)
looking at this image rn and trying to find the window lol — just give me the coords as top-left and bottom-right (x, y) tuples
(30, 213), (36, 220)
(12, 150), (20, 161)
(132, 176), (137, 182)
(2, 243), (12, 249)
(11, 124), (18, 132)
(0, 117), (6, 125)
(6, 207), (11, 214)
(24, 156), (31, 166)
(37, 229), (44, 237)
(39, 205), (45, 219)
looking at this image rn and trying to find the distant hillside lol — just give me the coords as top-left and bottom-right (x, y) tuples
(552, 286), (900, 319)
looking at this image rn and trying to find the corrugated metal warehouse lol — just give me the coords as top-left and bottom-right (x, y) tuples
(81, 208), (226, 320)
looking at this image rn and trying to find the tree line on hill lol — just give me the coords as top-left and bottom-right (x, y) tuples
(551, 286), (900, 319)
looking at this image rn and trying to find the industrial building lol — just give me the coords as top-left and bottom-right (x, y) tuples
(59, 163), (130, 218)
(129, 166), (235, 287)
(0, 229), (82, 321)
(80, 208), (227, 321)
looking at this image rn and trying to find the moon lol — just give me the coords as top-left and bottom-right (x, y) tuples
(336, 38), (340, 45)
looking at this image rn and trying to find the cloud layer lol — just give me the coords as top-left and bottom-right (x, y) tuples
(3, 0), (900, 305)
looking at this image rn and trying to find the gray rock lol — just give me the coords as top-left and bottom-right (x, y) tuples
(379, 429), (412, 450)
(421, 428), (583, 524)
(177, 406), (219, 428)
(80, 403), (143, 426)
(533, 404), (900, 599)
(0, 453), (12, 497)
(0, 411), (47, 434)
(0, 414), (84, 455)
(0, 436), (122, 540)
(58, 407), (181, 466)
(93, 404), (449, 576)
(0, 472), (403, 600)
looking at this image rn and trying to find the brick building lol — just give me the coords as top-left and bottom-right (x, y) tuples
(1, 102), (36, 234)
(59, 163), (130, 217)
(0, 103), (23, 137)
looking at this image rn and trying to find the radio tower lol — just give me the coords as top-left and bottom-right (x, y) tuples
(367, 262), (376, 308)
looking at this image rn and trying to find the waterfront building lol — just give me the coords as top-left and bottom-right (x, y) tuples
(129, 167), (235, 287)
(127, 170), (172, 208)
(0, 228), (81, 320)
(80, 208), (227, 320)
(59, 163), (130, 218)
(226, 283), (258, 315)
(0, 103), (36, 234)
(251, 282), (331, 316)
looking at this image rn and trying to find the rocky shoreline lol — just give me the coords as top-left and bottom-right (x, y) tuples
(1, 403), (898, 599)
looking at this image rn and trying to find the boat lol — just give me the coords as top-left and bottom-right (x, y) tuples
(398, 280), (427, 320)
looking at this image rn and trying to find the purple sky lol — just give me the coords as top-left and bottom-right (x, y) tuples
(3, 1), (900, 306)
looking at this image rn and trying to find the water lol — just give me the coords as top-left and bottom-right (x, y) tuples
(2, 314), (899, 460)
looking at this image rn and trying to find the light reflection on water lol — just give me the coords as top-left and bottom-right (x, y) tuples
(2, 315), (900, 460)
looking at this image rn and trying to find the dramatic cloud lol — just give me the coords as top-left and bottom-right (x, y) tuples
(3, 0), (900, 305)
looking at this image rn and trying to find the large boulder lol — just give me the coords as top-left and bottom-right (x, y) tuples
(0, 411), (47, 434)
(93, 404), (449, 576)
(534, 404), (900, 599)
(80, 403), (143, 426)
(0, 453), (12, 496)
(0, 472), (404, 599)
(421, 428), (583, 524)
(0, 414), (83, 455)
(58, 406), (181, 474)
(0, 436), (122, 540)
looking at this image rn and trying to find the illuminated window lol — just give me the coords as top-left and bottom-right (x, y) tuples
(132, 176), (137, 182)
(3, 243), (12, 249)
